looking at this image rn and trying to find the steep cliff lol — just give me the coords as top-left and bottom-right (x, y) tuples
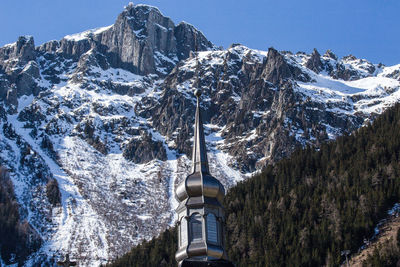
(1, 3), (400, 266)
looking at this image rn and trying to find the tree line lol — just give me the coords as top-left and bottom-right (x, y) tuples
(109, 103), (400, 266)
(0, 166), (41, 265)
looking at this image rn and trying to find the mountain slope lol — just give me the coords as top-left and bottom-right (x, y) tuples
(0, 166), (41, 266)
(109, 102), (400, 267)
(1, 3), (400, 266)
(349, 204), (400, 266)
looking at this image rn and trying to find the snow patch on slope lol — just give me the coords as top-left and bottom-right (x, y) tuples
(296, 70), (400, 115)
(7, 113), (110, 266)
(63, 25), (112, 41)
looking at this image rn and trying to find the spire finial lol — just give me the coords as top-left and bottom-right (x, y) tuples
(192, 89), (209, 174)
(194, 89), (202, 98)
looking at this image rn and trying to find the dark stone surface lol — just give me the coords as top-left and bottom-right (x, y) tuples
(323, 49), (337, 60)
(331, 62), (360, 81)
(305, 48), (323, 73)
(0, 77), (10, 100)
(0, 36), (36, 65)
(123, 132), (167, 164)
(142, 46), (335, 171)
(0, 3), (378, 180)
(262, 47), (310, 85)
(175, 22), (214, 60)
(41, 4), (215, 76)
(16, 61), (40, 96)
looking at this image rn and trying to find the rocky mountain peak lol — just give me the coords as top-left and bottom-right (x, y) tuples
(96, 3), (214, 75)
(262, 47), (290, 85)
(15, 36), (36, 63)
(0, 35), (36, 65)
(116, 2), (174, 44)
(124, 2), (162, 15)
(342, 54), (357, 61)
(262, 47), (309, 85)
(305, 48), (323, 73)
(0, 35), (41, 111)
(32, 3), (214, 78)
(175, 21), (214, 60)
(1, 3), (400, 266)
(323, 49), (337, 60)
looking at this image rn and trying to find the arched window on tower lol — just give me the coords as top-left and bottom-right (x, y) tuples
(190, 213), (203, 242)
(180, 216), (188, 247)
(206, 213), (218, 244)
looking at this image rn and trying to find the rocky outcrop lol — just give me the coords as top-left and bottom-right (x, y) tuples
(323, 49), (337, 60)
(58, 38), (93, 60)
(97, 4), (214, 75)
(0, 36), (36, 65)
(97, 4), (170, 74)
(262, 47), (310, 85)
(143, 46), (350, 171)
(0, 3), (399, 265)
(123, 132), (167, 163)
(0, 36), (41, 110)
(305, 48), (323, 73)
(174, 22), (214, 60)
(15, 61), (40, 96)
(319, 53), (377, 81)
(0, 77), (10, 100)
(386, 69), (400, 80)
(37, 40), (59, 54)
(37, 3), (214, 77)
(331, 62), (361, 80)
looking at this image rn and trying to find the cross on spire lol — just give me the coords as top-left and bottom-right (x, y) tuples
(191, 89), (209, 174)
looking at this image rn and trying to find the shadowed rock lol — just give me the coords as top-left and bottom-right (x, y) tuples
(38, 4), (215, 76)
(305, 48), (323, 73)
(123, 132), (167, 163)
(262, 47), (310, 85)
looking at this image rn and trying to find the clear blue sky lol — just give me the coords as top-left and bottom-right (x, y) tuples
(1, 0), (399, 65)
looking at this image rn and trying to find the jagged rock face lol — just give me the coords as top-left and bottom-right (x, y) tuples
(123, 132), (167, 163)
(98, 4), (177, 74)
(305, 48), (323, 73)
(36, 4), (214, 77)
(137, 45), (372, 173)
(16, 61), (41, 96)
(0, 36), (36, 64)
(0, 3), (400, 267)
(323, 49), (337, 60)
(263, 47), (311, 85)
(0, 3), (214, 107)
(142, 46), (332, 171)
(0, 36), (41, 106)
(174, 22), (214, 60)
(298, 48), (378, 81)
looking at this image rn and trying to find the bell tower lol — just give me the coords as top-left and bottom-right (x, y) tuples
(175, 89), (234, 267)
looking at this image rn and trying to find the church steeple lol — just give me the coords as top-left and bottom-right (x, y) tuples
(192, 89), (209, 174)
(175, 90), (234, 267)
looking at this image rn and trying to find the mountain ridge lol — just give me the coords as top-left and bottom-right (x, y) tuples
(1, 3), (400, 266)
(107, 102), (400, 267)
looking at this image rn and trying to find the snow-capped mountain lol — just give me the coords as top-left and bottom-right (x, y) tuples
(0, 3), (399, 266)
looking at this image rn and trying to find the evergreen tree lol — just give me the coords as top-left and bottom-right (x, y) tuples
(109, 103), (400, 266)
